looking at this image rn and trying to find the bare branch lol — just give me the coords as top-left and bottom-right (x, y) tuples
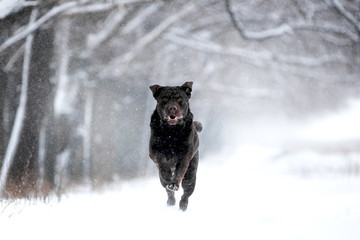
(331, 0), (360, 35)
(0, 1), (79, 53)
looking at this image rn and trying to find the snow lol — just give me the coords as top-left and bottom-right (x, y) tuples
(1, 99), (360, 240)
(296, 99), (360, 142)
(1, 145), (360, 240)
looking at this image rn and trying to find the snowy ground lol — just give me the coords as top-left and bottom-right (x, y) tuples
(1, 145), (360, 240)
(2, 99), (360, 240)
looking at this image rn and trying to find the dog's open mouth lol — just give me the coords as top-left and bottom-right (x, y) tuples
(167, 115), (183, 125)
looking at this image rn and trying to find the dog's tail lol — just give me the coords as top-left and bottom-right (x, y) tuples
(194, 121), (202, 133)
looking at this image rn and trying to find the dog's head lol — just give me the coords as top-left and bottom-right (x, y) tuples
(150, 82), (193, 126)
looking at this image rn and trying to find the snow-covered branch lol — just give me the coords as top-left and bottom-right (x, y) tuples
(101, 3), (195, 76)
(0, 9), (38, 195)
(0, 0), (38, 19)
(85, 2), (162, 55)
(165, 31), (349, 67)
(122, 2), (162, 34)
(23, 1), (38, 7)
(63, 0), (160, 15)
(4, 43), (25, 72)
(225, 0), (360, 42)
(0, 1), (78, 53)
(165, 31), (356, 81)
(243, 24), (293, 40)
(0, 0), (164, 53)
(121, 4), (195, 64)
(87, 8), (127, 49)
(165, 31), (268, 67)
(113, 0), (159, 4)
(331, 0), (360, 35)
(292, 22), (359, 42)
(63, 2), (116, 15)
(225, 0), (292, 41)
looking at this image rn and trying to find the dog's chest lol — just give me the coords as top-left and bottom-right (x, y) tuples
(153, 134), (187, 155)
(152, 126), (190, 157)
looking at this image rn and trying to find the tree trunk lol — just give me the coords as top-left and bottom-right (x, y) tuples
(0, 9), (37, 196)
(0, 70), (6, 164)
(4, 11), (55, 197)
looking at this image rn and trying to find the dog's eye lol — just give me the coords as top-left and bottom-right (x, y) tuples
(177, 97), (183, 103)
(162, 97), (169, 103)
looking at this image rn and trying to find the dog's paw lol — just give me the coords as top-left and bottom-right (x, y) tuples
(179, 199), (188, 211)
(167, 197), (176, 206)
(166, 184), (179, 192)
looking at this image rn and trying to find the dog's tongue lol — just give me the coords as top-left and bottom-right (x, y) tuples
(168, 119), (177, 125)
(167, 115), (183, 125)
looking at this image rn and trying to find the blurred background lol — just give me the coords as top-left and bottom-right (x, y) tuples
(0, 0), (360, 197)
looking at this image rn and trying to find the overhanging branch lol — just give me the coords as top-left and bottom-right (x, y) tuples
(165, 31), (349, 67)
(121, 4), (195, 64)
(0, 1), (79, 53)
(225, 0), (292, 41)
(225, 0), (359, 42)
(331, 0), (360, 36)
(100, 3), (195, 77)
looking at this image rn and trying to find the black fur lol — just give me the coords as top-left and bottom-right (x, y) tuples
(149, 82), (202, 211)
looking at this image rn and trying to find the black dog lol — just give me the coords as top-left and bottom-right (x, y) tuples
(149, 82), (202, 211)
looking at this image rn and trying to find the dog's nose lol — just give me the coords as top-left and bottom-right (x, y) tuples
(169, 106), (177, 112)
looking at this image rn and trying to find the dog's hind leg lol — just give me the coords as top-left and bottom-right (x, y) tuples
(179, 152), (199, 211)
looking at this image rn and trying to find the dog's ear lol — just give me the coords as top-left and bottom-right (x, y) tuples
(149, 84), (162, 98)
(181, 82), (193, 99)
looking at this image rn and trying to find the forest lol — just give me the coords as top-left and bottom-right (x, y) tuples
(0, 0), (360, 198)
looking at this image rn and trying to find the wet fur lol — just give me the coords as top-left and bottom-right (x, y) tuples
(149, 82), (202, 211)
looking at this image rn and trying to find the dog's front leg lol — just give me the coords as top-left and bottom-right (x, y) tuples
(150, 153), (174, 187)
(168, 155), (192, 191)
(166, 166), (179, 191)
